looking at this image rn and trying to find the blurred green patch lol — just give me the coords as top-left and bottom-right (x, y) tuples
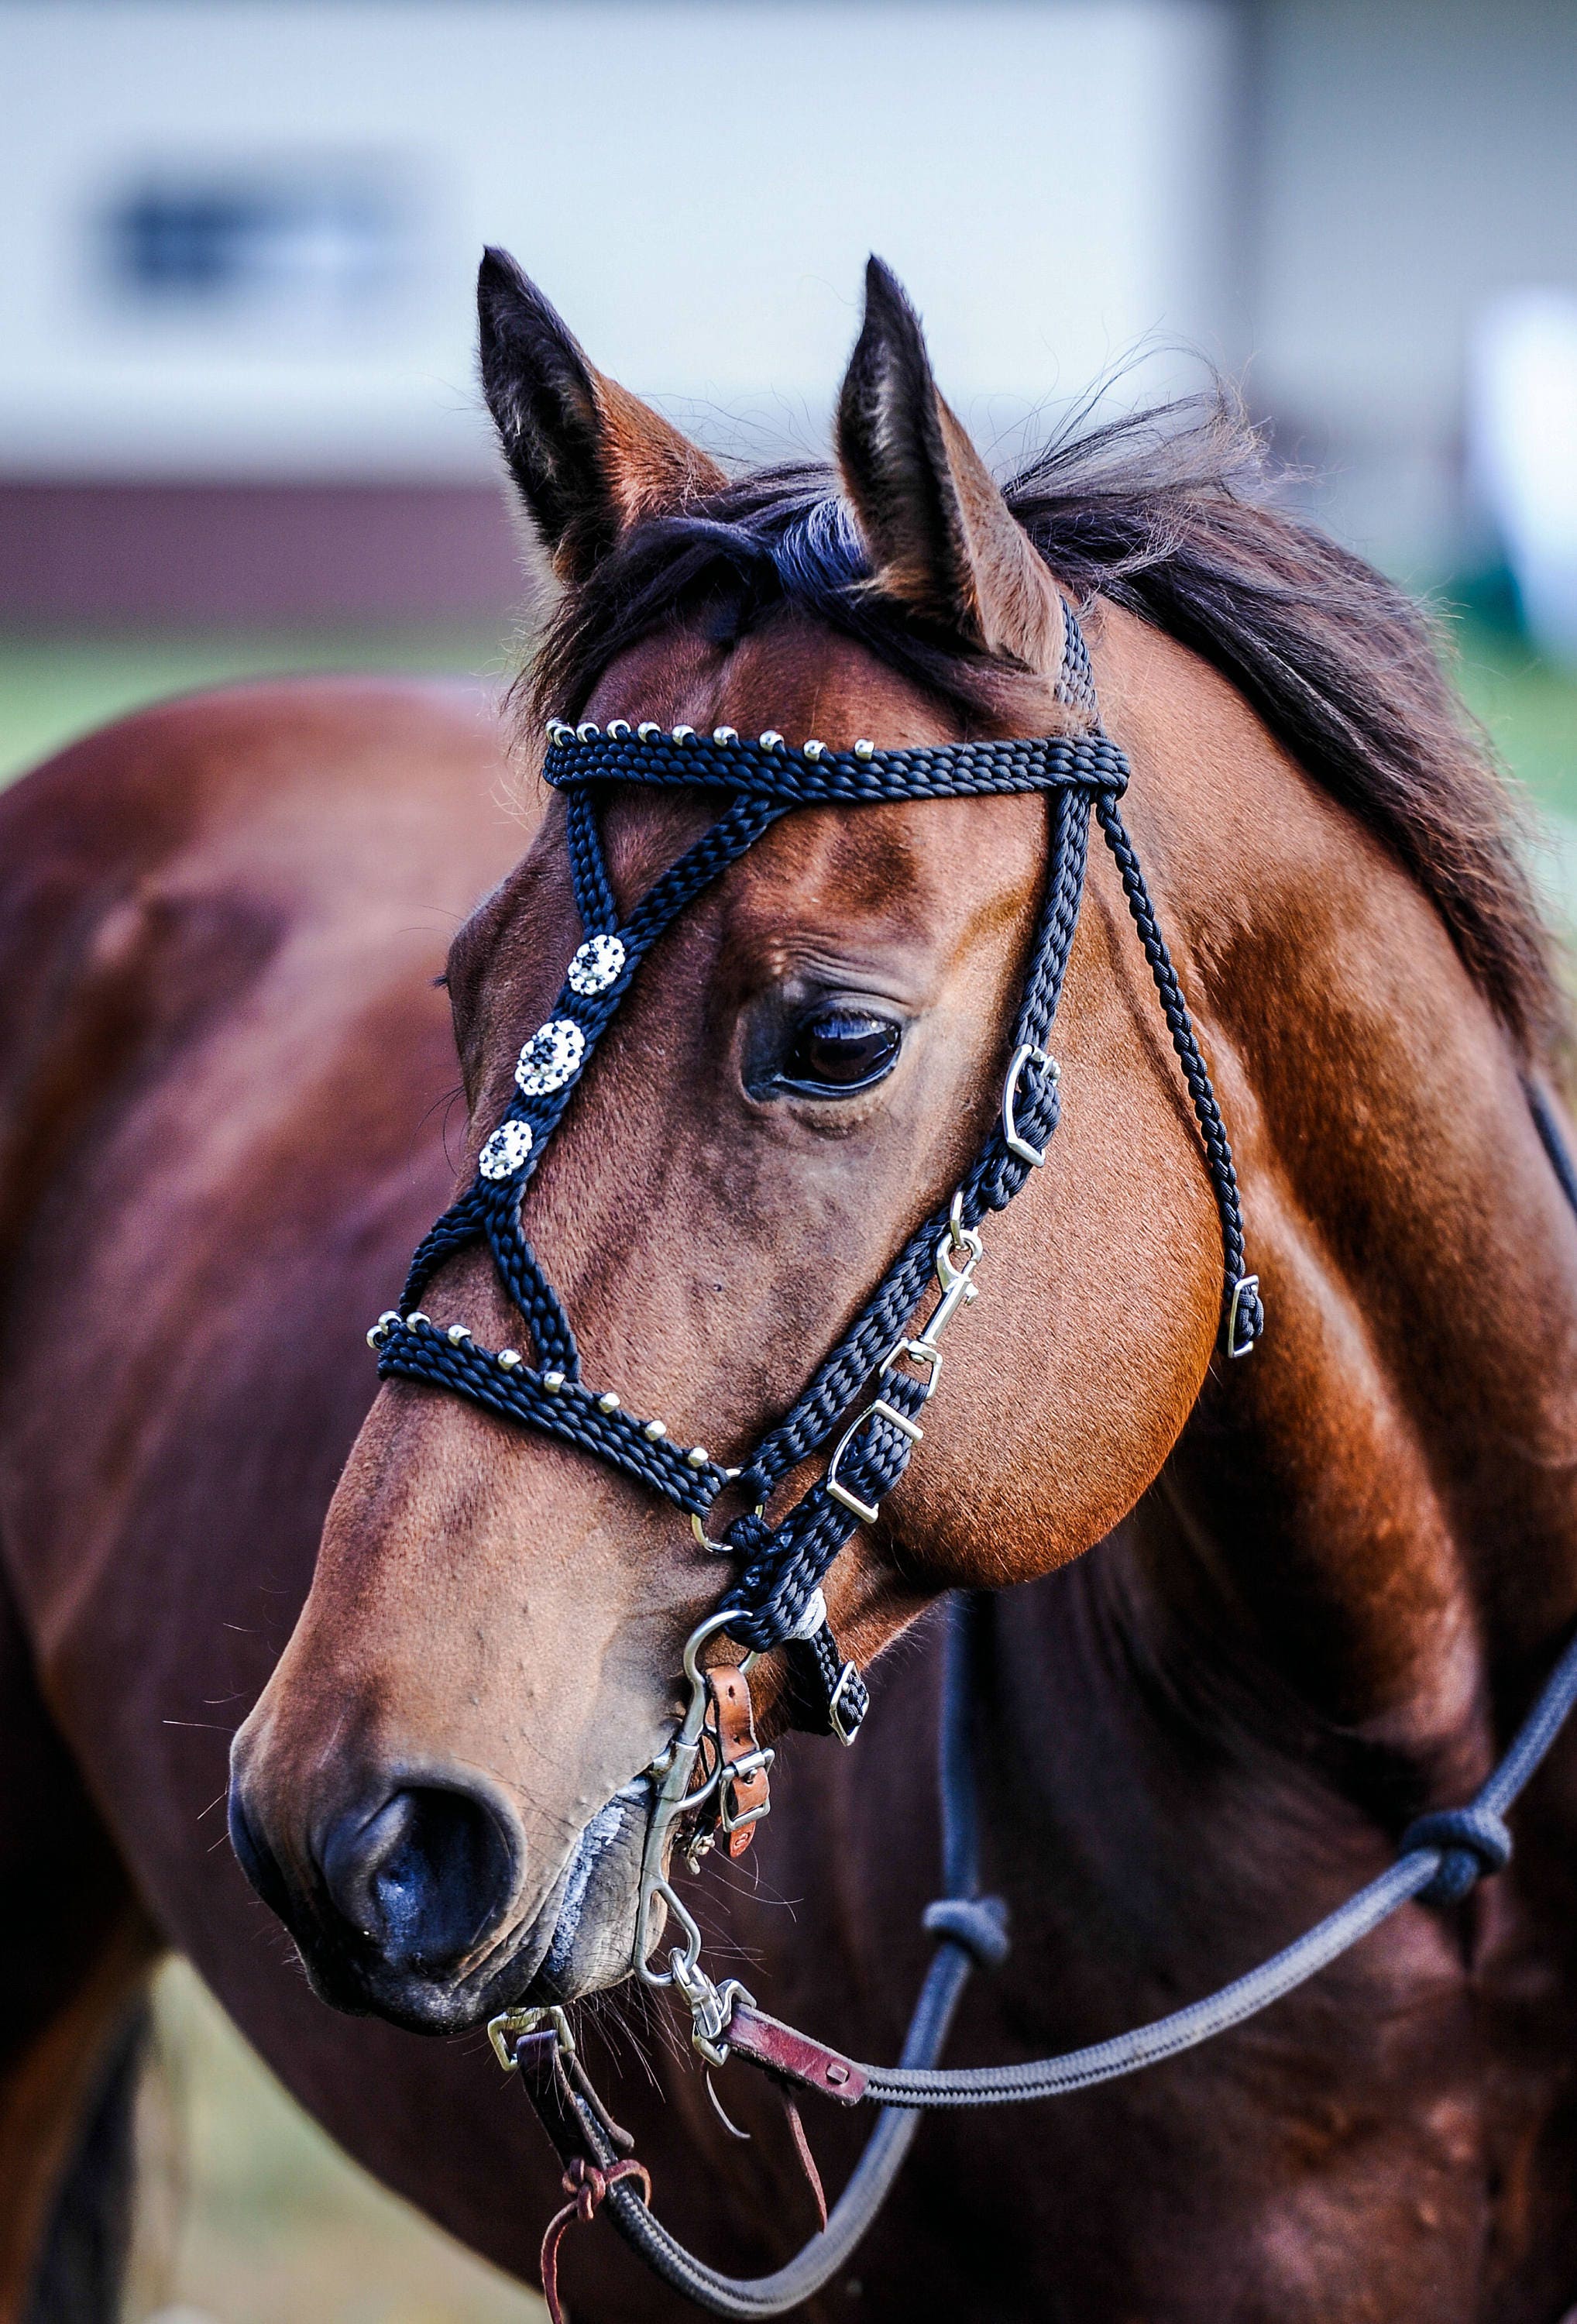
(1452, 619), (1577, 821)
(0, 627), (515, 788)
(128, 1961), (545, 2324)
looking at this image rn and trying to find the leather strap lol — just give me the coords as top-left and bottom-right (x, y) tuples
(723, 2003), (867, 2104)
(704, 1663), (771, 1858)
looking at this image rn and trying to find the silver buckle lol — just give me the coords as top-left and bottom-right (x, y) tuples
(826, 1394), (924, 1526)
(1225, 1273), (1260, 1359)
(827, 1661), (863, 1745)
(1002, 1043), (1060, 1167)
(718, 1744), (775, 1834)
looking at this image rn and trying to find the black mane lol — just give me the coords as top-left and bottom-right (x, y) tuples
(528, 391), (1557, 1057)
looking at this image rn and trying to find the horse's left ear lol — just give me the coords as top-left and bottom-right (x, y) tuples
(837, 257), (1063, 670)
(478, 247), (727, 584)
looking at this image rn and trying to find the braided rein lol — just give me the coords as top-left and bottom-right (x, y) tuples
(368, 638), (1263, 1742)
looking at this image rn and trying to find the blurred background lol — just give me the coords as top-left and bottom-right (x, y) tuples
(2, 2), (1575, 2318)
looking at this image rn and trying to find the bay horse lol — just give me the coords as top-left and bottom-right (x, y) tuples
(5, 249), (1577, 2324)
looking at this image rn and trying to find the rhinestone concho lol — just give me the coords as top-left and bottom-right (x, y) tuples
(568, 933), (627, 996)
(479, 1119), (534, 1180)
(516, 1018), (586, 1096)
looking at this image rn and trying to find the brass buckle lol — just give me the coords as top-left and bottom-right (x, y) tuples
(486, 2002), (575, 2071)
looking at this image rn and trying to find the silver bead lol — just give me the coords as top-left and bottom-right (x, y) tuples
(803, 739), (826, 760)
(567, 933), (626, 996)
(516, 1018), (586, 1096)
(366, 1323), (386, 1349)
(576, 721), (601, 743)
(637, 721), (661, 741)
(597, 1391), (619, 1414)
(543, 1370), (565, 1394)
(606, 718), (631, 739)
(686, 1446), (709, 1468)
(759, 730), (785, 751)
(854, 738), (875, 760)
(545, 717), (569, 742)
(644, 1419), (666, 1441)
(408, 1311), (431, 1327)
(672, 724), (696, 744)
(498, 1349), (522, 1370)
(447, 1322), (471, 1345)
(712, 726), (737, 746)
(479, 1118), (534, 1180)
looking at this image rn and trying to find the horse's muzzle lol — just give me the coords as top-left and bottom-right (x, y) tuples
(228, 1748), (652, 2030)
(227, 1755), (542, 2030)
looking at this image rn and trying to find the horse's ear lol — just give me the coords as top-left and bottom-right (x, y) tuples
(477, 247), (727, 583)
(837, 257), (1063, 669)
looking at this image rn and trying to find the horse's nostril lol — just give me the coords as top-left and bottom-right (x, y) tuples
(318, 1785), (517, 1974)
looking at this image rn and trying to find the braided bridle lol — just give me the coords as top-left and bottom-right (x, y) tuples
(368, 613), (1263, 1735)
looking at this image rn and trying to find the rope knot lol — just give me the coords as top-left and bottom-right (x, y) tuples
(541, 2155), (652, 2324)
(1400, 1803), (1513, 1905)
(723, 1509), (772, 1561)
(562, 2156), (608, 2223)
(922, 1894), (1011, 1970)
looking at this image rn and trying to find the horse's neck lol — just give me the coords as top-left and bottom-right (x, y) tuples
(1169, 947), (1577, 1807)
(1015, 692), (1577, 1854)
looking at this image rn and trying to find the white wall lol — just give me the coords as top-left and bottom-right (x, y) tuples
(0, 0), (1237, 480)
(1251, 0), (1577, 575)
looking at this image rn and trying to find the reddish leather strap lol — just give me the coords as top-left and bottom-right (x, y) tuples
(725, 2002), (868, 2105)
(540, 2154), (652, 2324)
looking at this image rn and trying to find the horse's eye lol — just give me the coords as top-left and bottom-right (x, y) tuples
(778, 1009), (902, 1095)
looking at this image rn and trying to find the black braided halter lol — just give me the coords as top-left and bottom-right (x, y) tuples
(369, 617), (1263, 1734)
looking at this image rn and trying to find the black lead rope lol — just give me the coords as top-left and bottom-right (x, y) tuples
(514, 1584), (1577, 2318)
(369, 616), (1263, 1738)
(358, 613), (1577, 2309)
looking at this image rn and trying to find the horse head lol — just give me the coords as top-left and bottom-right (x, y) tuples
(228, 253), (1227, 2033)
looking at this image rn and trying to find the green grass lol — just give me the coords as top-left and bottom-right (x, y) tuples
(0, 626), (517, 788)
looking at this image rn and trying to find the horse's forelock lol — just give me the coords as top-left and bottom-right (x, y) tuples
(520, 401), (1558, 1061)
(521, 462), (1041, 748)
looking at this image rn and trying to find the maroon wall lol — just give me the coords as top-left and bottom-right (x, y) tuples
(0, 481), (522, 625)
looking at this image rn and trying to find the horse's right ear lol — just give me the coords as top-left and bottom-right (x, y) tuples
(477, 249), (726, 584)
(836, 257), (1062, 670)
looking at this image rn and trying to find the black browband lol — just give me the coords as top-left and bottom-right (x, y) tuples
(369, 614), (1263, 1734)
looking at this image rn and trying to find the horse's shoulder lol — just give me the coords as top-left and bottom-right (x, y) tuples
(0, 676), (524, 1263)
(1, 673), (511, 860)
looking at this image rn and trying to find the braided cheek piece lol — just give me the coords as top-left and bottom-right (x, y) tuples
(369, 621), (1263, 1736)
